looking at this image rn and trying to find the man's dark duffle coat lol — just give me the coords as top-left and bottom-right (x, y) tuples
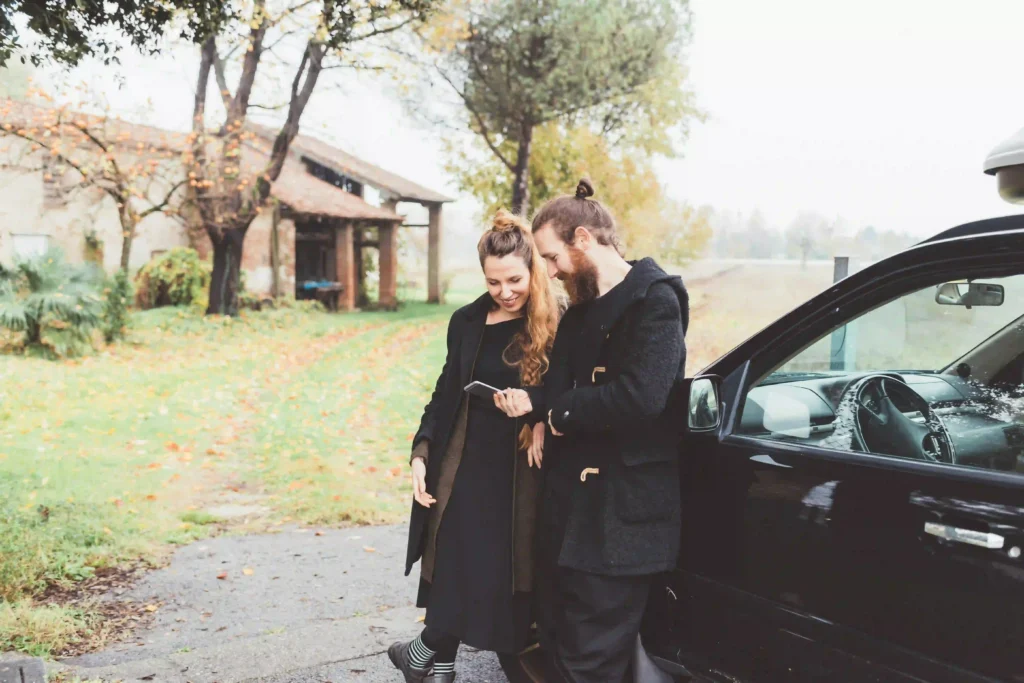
(541, 257), (689, 576)
(404, 293), (543, 593)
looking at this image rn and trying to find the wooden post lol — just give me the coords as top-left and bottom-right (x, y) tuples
(335, 221), (355, 311)
(830, 256), (852, 371)
(270, 200), (281, 298)
(378, 221), (399, 310)
(427, 202), (443, 304)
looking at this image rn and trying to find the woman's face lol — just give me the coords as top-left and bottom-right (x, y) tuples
(483, 253), (531, 315)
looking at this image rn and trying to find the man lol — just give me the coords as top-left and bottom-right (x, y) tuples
(529, 179), (688, 683)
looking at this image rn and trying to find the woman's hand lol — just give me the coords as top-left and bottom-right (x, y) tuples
(411, 457), (435, 508)
(493, 388), (533, 417)
(528, 421), (545, 468)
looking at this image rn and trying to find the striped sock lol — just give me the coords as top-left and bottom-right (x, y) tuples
(408, 636), (435, 670)
(433, 659), (455, 675)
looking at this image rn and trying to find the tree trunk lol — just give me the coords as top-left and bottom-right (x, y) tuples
(207, 228), (245, 316)
(510, 123), (534, 217)
(119, 209), (136, 272)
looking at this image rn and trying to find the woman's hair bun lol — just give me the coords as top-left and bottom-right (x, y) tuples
(491, 208), (526, 233)
(575, 178), (595, 199)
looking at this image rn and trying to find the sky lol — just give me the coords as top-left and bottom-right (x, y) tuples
(29, 0), (1024, 249)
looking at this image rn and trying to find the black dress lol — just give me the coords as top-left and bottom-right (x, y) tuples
(423, 316), (533, 653)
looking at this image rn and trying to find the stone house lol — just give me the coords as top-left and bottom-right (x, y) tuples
(0, 100), (451, 310)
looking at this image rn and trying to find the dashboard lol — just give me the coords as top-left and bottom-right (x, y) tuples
(739, 371), (1024, 472)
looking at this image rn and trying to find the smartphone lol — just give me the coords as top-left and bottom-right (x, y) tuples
(464, 381), (501, 399)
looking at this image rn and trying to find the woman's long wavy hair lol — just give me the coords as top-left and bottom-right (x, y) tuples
(478, 210), (559, 448)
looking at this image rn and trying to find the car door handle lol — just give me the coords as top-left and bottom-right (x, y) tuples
(924, 522), (1005, 549)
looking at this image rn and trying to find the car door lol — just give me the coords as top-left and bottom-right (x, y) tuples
(642, 232), (1024, 683)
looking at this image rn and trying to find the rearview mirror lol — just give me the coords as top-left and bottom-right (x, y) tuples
(688, 377), (721, 431)
(935, 282), (1004, 308)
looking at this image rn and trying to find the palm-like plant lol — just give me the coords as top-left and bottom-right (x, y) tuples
(0, 250), (104, 356)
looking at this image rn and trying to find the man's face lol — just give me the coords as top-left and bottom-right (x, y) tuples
(533, 224), (574, 280)
(534, 223), (600, 304)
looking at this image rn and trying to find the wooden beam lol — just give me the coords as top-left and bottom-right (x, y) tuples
(270, 200), (281, 298)
(335, 221), (355, 312)
(378, 222), (399, 310)
(427, 202), (443, 304)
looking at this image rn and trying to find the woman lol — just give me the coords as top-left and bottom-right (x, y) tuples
(390, 210), (558, 683)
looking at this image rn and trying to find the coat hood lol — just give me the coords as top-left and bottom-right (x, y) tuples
(618, 257), (690, 335)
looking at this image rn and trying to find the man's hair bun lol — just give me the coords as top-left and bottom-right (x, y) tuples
(575, 178), (595, 200)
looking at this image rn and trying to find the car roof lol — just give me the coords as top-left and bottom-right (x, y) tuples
(917, 214), (1024, 245)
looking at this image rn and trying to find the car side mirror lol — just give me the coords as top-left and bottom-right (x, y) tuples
(935, 282), (1005, 308)
(688, 376), (722, 432)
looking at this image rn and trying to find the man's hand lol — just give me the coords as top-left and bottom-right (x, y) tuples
(528, 421), (545, 468)
(494, 388), (533, 417)
(548, 409), (564, 437)
(411, 457), (435, 508)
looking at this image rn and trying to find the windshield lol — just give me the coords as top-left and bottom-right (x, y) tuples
(769, 274), (1024, 378)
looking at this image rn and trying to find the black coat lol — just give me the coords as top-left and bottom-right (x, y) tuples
(541, 258), (689, 576)
(404, 293), (543, 586)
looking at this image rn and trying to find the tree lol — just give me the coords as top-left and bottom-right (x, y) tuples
(785, 211), (830, 266)
(188, 0), (434, 316)
(742, 210), (781, 259)
(0, 94), (187, 272)
(445, 119), (710, 263)
(0, 2), (234, 67)
(425, 0), (691, 215)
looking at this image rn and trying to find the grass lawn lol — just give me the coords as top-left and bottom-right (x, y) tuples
(0, 302), (456, 655)
(0, 261), (830, 657)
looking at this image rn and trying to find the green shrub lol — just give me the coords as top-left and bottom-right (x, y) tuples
(101, 269), (133, 343)
(0, 250), (103, 358)
(134, 248), (209, 309)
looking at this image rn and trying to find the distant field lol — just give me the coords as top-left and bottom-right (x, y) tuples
(408, 260), (839, 373)
(679, 261), (836, 372)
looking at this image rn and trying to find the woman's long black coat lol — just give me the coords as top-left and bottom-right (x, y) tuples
(404, 293), (542, 588)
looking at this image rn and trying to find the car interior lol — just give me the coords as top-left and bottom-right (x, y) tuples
(737, 275), (1024, 475)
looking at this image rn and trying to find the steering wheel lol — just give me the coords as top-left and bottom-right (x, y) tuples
(840, 375), (956, 464)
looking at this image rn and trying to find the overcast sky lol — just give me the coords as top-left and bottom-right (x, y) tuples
(37, 0), (1024, 243)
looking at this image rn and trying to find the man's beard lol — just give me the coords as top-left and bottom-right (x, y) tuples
(562, 248), (600, 305)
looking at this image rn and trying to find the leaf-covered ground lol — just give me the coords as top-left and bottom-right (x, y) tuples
(0, 303), (454, 655)
(0, 262), (830, 656)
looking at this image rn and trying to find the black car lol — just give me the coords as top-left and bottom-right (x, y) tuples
(637, 216), (1024, 683)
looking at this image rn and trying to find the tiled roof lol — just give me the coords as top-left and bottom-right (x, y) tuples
(1, 99), (405, 221)
(251, 124), (453, 204)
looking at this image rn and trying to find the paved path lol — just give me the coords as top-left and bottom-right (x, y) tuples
(57, 525), (506, 682)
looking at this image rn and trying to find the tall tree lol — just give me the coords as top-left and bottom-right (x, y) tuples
(189, 0), (434, 316)
(445, 118), (710, 263)
(425, 0), (690, 215)
(0, 1), (233, 67)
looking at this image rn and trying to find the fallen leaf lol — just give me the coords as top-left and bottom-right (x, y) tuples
(415, 615), (425, 623)
(144, 604), (158, 612)
(217, 571), (228, 580)
(363, 546), (376, 553)
(243, 567), (254, 576)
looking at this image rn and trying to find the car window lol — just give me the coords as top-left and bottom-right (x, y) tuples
(737, 273), (1024, 477)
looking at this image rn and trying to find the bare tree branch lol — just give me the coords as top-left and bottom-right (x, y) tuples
(351, 16), (419, 43)
(435, 68), (515, 171)
(213, 43), (234, 111)
(223, 0), (268, 132)
(139, 178), (188, 219)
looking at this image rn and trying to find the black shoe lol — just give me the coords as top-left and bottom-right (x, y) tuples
(424, 675), (455, 683)
(388, 640), (431, 683)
